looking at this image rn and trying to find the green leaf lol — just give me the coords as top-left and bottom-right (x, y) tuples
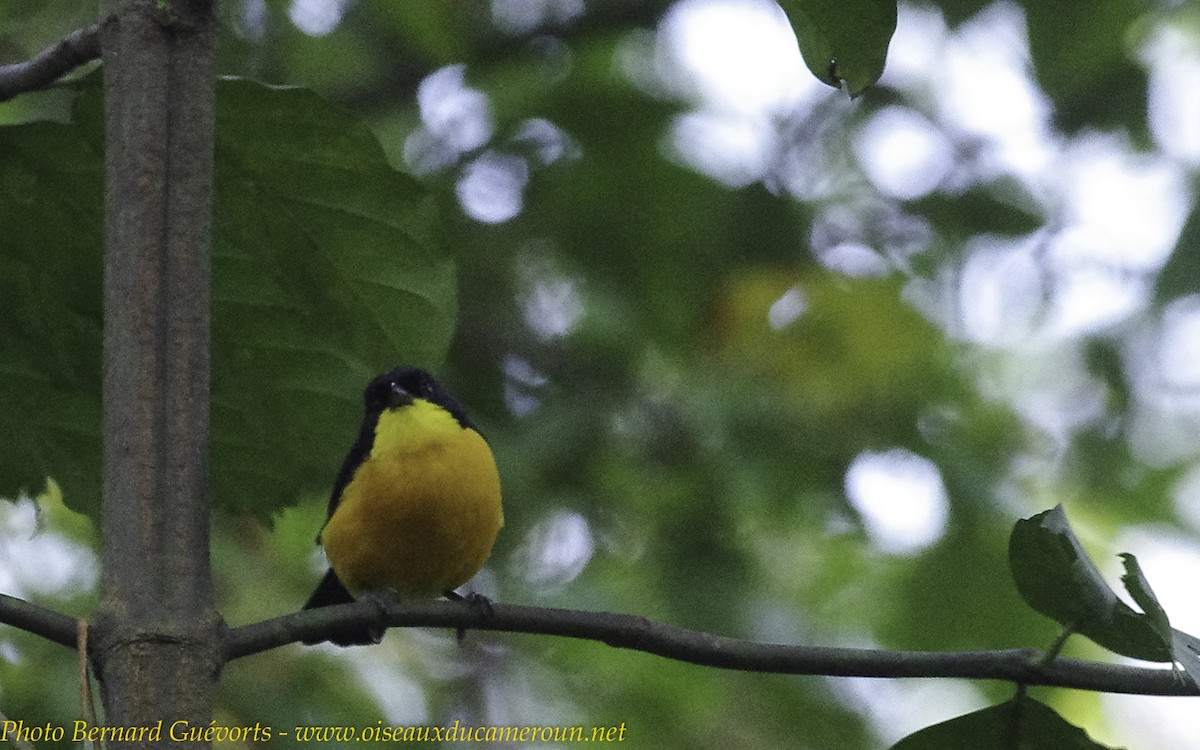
(891, 696), (1121, 750)
(775, 0), (897, 96)
(1009, 506), (1121, 626)
(1009, 506), (1170, 661)
(0, 78), (454, 519)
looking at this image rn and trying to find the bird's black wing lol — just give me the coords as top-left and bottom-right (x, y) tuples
(320, 405), (383, 526)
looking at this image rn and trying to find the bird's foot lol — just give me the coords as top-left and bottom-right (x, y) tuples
(359, 588), (401, 642)
(444, 590), (495, 643)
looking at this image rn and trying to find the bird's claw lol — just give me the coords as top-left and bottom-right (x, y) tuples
(444, 590), (495, 643)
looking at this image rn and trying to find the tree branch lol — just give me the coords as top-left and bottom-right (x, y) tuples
(0, 594), (78, 648)
(0, 22), (104, 103)
(6, 591), (1193, 697)
(225, 599), (1197, 697)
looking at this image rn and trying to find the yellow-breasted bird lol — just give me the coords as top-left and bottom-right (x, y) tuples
(302, 367), (503, 646)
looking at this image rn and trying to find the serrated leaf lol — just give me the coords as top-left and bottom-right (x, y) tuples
(775, 0), (897, 96)
(1120, 553), (1200, 687)
(0, 77), (454, 519)
(1119, 553), (1171, 644)
(1009, 506), (1170, 661)
(891, 696), (1121, 750)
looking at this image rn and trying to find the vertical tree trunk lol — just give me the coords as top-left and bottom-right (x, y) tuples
(91, 1), (222, 746)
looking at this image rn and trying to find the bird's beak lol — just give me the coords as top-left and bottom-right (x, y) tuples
(386, 382), (413, 409)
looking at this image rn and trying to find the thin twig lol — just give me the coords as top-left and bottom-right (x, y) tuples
(0, 22), (104, 103)
(224, 598), (1197, 697)
(1039, 624), (1076, 666)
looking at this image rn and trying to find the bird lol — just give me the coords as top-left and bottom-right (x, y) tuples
(302, 367), (503, 646)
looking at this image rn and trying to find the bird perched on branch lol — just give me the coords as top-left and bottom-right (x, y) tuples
(302, 367), (504, 646)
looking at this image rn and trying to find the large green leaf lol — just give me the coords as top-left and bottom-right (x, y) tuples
(891, 696), (1119, 750)
(0, 118), (104, 511)
(0, 78), (454, 519)
(775, 0), (897, 96)
(208, 79), (454, 519)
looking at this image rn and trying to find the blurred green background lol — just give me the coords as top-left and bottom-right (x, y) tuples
(4, 0), (1200, 747)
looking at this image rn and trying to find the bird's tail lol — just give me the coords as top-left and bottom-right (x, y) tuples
(302, 569), (382, 647)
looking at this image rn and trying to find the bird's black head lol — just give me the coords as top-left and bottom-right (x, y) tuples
(363, 367), (475, 429)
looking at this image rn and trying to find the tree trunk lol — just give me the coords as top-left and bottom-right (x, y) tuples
(90, 1), (222, 746)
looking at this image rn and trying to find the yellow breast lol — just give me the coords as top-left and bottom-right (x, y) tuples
(320, 399), (504, 597)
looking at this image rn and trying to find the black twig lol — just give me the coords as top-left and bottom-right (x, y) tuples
(0, 22), (104, 103)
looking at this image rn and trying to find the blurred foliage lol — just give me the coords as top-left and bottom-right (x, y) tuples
(1024, 0), (1150, 136)
(2, 0), (1200, 749)
(0, 76), (451, 519)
